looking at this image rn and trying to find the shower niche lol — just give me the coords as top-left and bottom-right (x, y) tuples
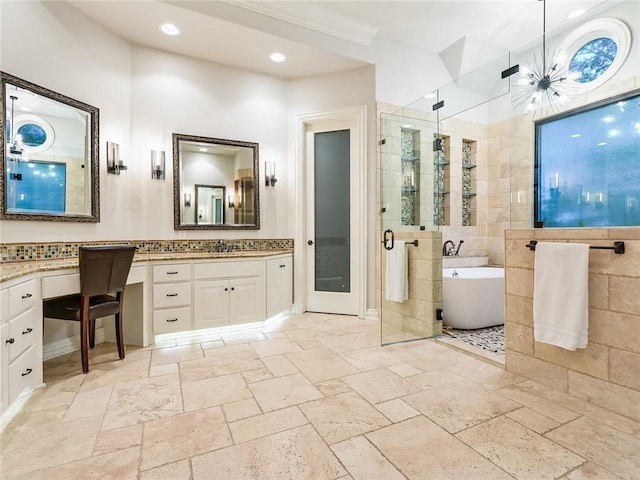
(434, 135), (450, 226)
(401, 127), (421, 226)
(462, 139), (477, 226)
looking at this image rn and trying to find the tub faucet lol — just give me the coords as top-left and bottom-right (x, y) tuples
(443, 240), (455, 256)
(455, 240), (464, 256)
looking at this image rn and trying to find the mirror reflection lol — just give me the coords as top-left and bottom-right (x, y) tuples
(173, 134), (259, 230)
(1, 72), (99, 222)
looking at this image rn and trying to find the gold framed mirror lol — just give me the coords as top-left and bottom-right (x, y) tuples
(173, 133), (259, 230)
(0, 72), (100, 222)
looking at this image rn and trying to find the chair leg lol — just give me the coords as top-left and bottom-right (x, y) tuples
(89, 320), (96, 349)
(80, 302), (90, 374)
(115, 292), (125, 360)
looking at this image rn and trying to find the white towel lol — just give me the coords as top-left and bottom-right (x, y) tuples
(385, 240), (408, 302)
(533, 242), (590, 350)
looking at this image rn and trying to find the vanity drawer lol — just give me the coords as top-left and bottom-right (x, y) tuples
(8, 345), (39, 405)
(153, 307), (191, 334)
(153, 283), (191, 309)
(193, 260), (263, 280)
(8, 307), (39, 362)
(153, 264), (191, 283)
(8, 279), (38, 318)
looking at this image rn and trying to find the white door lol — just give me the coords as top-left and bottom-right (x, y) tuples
(305, 120), (360, 315)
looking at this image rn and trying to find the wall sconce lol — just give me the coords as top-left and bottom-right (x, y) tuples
(265, 161), (277, 188)
(106, 141), (127, 175)
(184, 193), (191, 207)
(227, 193), (235, 209)
(151, 150), (165, 180)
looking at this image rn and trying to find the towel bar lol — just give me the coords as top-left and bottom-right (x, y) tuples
(525, 240), (625, 254)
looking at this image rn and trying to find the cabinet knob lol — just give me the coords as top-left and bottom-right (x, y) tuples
(5, 338), (15, 344)
(22, 328), (33, 335)
(225, 287), (228, 291)
(21, 293), (33, 299)
(231, 287), (235, 291)
(21, 368), (33, 377)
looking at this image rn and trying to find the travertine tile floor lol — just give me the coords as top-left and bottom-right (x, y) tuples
(2, 313), (640, 479)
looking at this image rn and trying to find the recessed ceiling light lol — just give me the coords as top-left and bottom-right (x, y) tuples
(597, 142), (607, 146)
(269, 52), (286, 63)
(160, 23), (180, 36)
(568, 8), (586, 20)
(423, 93), (437, 99)
(199, 148), (208, 152)
(570, 133), (581, 138)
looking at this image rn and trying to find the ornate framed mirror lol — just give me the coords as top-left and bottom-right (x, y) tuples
(173, 133), (259, 230)
(0, 72), (100, 222)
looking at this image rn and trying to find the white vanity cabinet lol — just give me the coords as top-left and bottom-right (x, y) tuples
(266, 255), (293, 318)
(1, 278), (42, 414)
(193, 259), (265, 329)
(152, 264), (192, 334)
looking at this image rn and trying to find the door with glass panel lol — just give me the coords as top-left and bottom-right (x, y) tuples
(305, 121), (359, 315)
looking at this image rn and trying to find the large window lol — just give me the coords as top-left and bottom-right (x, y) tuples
(535, 89), (640, 227)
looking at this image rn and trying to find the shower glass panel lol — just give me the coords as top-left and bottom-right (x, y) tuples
(379, 112), (441, 345)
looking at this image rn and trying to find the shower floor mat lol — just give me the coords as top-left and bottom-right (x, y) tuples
(444, 325), (505, 356)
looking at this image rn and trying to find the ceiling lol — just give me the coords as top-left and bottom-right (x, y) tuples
(69, 0), (610, 79)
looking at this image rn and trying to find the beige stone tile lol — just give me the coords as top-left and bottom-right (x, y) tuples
(151, 344), (204, 365)
(342, 368), (420, 404)
(79, 357), (151, 392)
(562, 462), (624, 479)
(200, 339), (225, 349)
(341, 346), (403, 371)
(315, 378), (352, 396)
(241, 367), (273, 383)
(261, 354), (300, 377)
(505, 322), (534, 355)
(506, 406), (560, 434)
(229, 406), (308, 443)
(249, 373), (323, 412)
(219, 328), (267, 345)
(182, 372), (252, 411)
(610, 275), (640, 316)
(331, 436), (405, 480)
(222, 397), (262, 422)
(317, 332), (379, 353)
(405, 379), (520, 433)
(285, 347), (359, 383)
(457, 416), (583, 479)
(367, 416), (512, 479)
(64, 384), (113, 421)
(202, 343), (252, 356)
(445, 358), (523, 390)
(505, 350), (568, 392)
(547, 416), (640, 479)
(505, 267), (533, 298)
(384, 340), (469, 372)
(534, 341), (608, 380)
(191, 425), (345, 479)
(386, 362), (422, 377)
(140, 460), (192, 480)
(284, 326), (336, 343)
(375, 398), (420, 423)
(141, 406), (232, 470)
(102, 373), (183, 430)
(299, 391), (391, 444)
(250, 337), (303, 357)
(148, 362), (178, 377)
(93, 423), (143, 456)
(497, 382), (580, 424)
(0, 414), (102, 477)
(180, 350), (265, 383)
(609, 348), (640, 390)
(6, 446), (140, 480)
(569, 371), (640, 422)
(23, 374), (84, 412)
(506, 293), (533, 326)
(589, 309), (640, 354)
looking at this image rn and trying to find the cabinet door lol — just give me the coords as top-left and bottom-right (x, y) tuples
(193, 280), (229, 329)
(266, 257), (293, 318)
(230, 277), (265, 325)
(0, 322), (9, 413)
(280, 256), (293, 312)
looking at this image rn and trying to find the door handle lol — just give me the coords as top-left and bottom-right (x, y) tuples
(307, 240), (313, 245)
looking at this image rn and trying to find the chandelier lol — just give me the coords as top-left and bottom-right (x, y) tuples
(513, 0), (576, 114)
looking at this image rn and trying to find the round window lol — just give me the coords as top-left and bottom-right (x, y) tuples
(17, 123), (48, 147)
(569, 37), (618, 84)
(13, 114), (55, 153)
(557, 18), (631, 93)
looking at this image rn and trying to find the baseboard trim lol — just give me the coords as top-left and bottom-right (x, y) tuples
(365, 308), (379, 321)
(42, 328), (105, 361)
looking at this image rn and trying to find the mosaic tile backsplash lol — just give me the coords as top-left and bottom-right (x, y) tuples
(0, 239), (294, 263)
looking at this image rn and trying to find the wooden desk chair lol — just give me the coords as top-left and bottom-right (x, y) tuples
(43, 245), (136, 373)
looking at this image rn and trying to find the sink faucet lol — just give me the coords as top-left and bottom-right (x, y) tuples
(443, 240), (455, 256)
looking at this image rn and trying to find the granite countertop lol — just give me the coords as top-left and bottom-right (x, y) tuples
(0, 249), (293, 283)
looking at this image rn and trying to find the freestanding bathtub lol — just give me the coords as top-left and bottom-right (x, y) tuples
(442, 267), (505, 329)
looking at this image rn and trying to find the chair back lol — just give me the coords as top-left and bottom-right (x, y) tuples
(79, 245), (137, 297)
